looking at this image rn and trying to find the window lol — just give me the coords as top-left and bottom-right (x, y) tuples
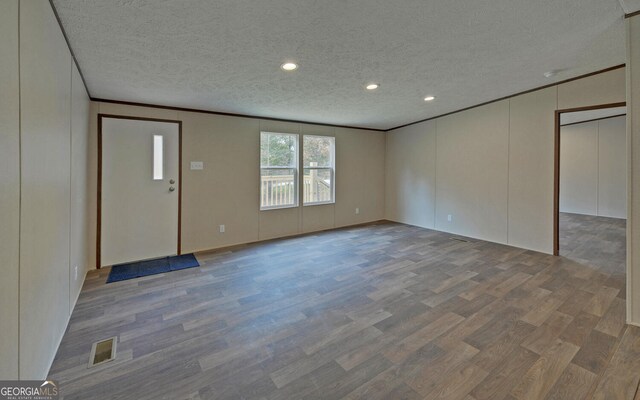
(260, 132), (298, 209)
(303, 135), (335, 205)
(153, 135), (163, 180)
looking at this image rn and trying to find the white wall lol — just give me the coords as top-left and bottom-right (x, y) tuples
(560, 121), (599, 215)
(435, 101), (510, 243)
(20, 0), (72, 377)
(599, 116), (627, 218)
(627, 14), (640, 325)
(384, 121), (436, 228)
(0, 0), (91, 379)
(386, 68), (626, 254)
(0, 0), (20, 380)
(508, 87), (557, 252)
(560, 116), (626, 218)
(70, 62), (91, 303)
(88, 102), (386, 263)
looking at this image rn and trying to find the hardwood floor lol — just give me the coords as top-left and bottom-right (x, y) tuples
(49, 221), (640, 399)
(559, 212), (626, 276)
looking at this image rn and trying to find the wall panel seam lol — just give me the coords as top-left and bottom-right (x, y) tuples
(596, 121), (600, 215)
(17, 0), (21, 379)
(506, 100), (511, 243)
(433, 120), (438, 229)
(631, 21), (634, 321)
(68, 56), (73, 316)
(633, 69), (636, 321)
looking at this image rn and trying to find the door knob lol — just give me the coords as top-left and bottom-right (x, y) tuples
(169, 187), (175, 192)
(170, 179), (175, 184)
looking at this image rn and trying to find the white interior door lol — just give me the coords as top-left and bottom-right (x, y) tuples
(101, 117), (179, 267)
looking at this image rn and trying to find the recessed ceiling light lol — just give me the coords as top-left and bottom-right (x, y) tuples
(366, 83), (379, 90)
(424, 96), (436, 101)
(544, 70), (560, 78)
(281, 62), (298, 71)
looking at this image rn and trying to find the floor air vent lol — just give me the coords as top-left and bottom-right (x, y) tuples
(450, 237), (470, 243)
(89, 337), (117, 368)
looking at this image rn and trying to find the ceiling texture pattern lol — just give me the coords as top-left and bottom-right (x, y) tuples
(619, 0), (640, 14)
(53, 0), (627, 130)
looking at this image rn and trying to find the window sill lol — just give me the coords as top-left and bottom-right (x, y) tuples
(260, 204), (299, 211)
(260, 201), (335, 211)
(303, 201), (335, 207)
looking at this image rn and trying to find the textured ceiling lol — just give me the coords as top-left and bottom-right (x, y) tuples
(52, 0), (627, 130)
(619, 0), (640, 14)
(560, 106), (626, 125)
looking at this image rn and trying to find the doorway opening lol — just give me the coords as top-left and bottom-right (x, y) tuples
(554, 103), (626, 278)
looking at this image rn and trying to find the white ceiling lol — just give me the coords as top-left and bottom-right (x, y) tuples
(561, 106), (626, 125)
(52, 0), (627, 130)
(619, 0), (640, 14)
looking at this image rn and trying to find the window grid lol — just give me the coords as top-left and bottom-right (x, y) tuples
(260, 133), (336, 210)
(260, 132), (299, 210)
(303, 135), (335, 205)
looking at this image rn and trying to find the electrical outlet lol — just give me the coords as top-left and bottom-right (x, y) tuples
(447, 214), (453, 222)
(219, 224), (225, 233)
(355, 207), (360, 215)
(74, 265), (78, 281)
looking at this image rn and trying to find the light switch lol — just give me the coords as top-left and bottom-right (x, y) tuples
(190, 161), (204, 170)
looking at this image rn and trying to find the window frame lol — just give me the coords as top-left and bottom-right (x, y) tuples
(259, 131), (299, 211)
(303, 134), (336, 206)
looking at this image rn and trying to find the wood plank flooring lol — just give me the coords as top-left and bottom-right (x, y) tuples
(559, 212), (626, 276)
(49, 221), (640, 399)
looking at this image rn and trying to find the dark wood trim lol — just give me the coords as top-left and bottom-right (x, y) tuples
(554, 110), (561, 256)
(555, 102), (627, 114)
(96, 114), (183, 268)
(97, 117), (102, 268)
(389, 64), (626, 132)
(560, 113), (626, 127)
(178, 121), (183, 255)
(48, 0), (91, 97)
(553, 102), (627, 256)
(98, 113), (184, 124)
(625, 9), (640, 19)
(91, 98), (386, 133)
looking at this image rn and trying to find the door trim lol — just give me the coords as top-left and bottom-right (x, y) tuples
(97, 114), (183, 269)
(553, 102), (626, 256)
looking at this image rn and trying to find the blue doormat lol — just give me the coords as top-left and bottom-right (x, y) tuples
(106, 254), (199, 283)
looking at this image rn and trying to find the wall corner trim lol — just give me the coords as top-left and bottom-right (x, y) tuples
(47, 0), (90, 97)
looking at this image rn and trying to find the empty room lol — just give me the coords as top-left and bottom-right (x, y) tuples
(3, 1), (640, 399)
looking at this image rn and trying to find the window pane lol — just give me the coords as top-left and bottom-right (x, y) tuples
(153, 135), (163, 180)
(304, 168), (333, 204)
(261, 132), (297, 167)
(261, 168), (296, 208)
(304, 136), (334, 167)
